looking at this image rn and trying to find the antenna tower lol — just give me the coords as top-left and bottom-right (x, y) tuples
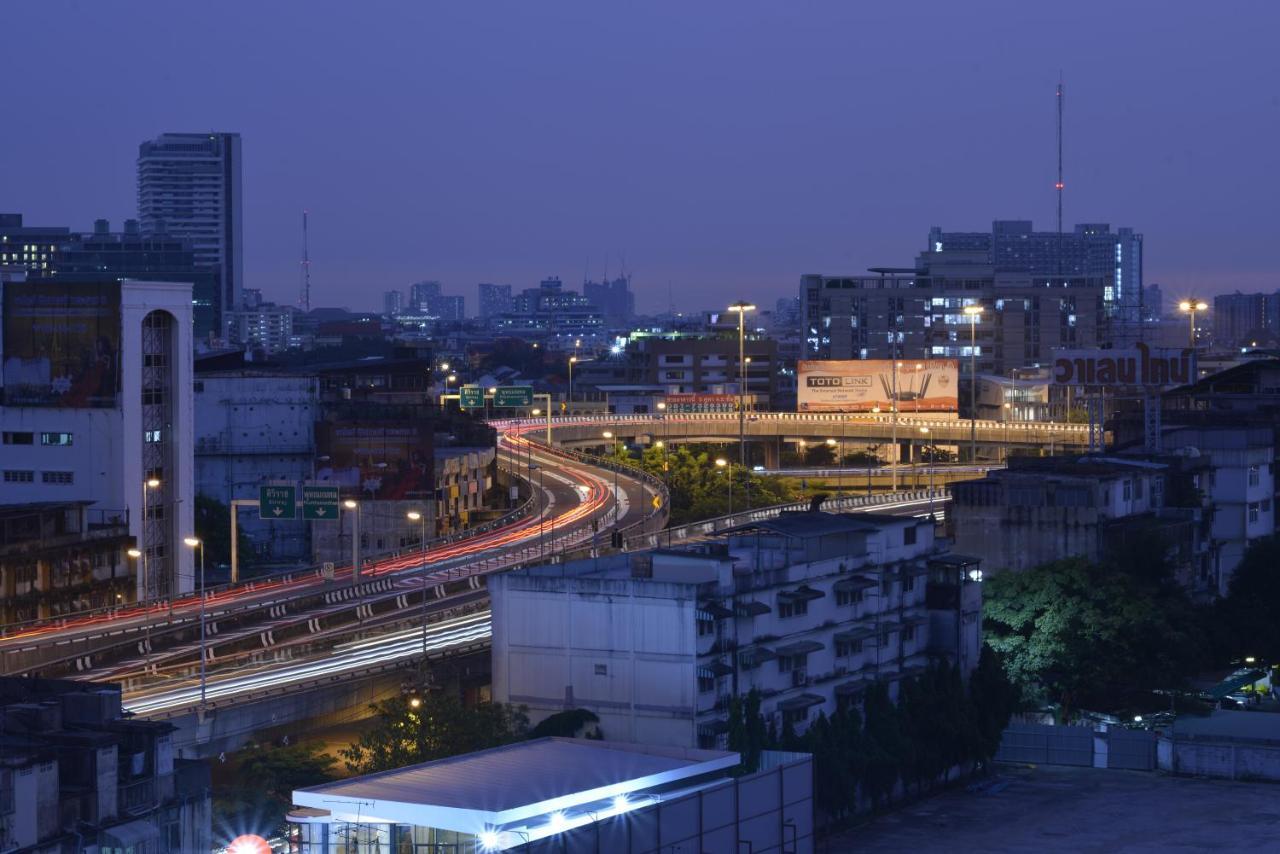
(299, 210), (312, 312)
(1055, 79), (1064, 242)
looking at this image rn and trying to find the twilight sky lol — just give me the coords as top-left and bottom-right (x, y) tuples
(5, 1), (1278, 314)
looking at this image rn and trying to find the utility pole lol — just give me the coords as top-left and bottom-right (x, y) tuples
(299, 210), (312, 313)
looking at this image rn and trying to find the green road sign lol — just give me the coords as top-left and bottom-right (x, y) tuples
(459, 386), (485, 409)
(302, 484), (340, 521)
(494, 386), (534, 407)
(259, 485), (297, 520)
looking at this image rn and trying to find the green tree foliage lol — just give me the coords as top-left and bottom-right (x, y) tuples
(1213, 536), (1280, 662)
(340, 693), (529, 775)
(611, 444), (795, 524)
(969, 647), (1021, 764)
(842, 450), (883, 468)
(726, 690), (768, 773)
(528, 708), (602, 739)
(983, 557), (1204, 718)
(215, 741), (336, 838)
(194, 493), (252, 571)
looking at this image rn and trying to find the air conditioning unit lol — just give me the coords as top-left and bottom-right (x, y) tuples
(791, 668), (809, 688)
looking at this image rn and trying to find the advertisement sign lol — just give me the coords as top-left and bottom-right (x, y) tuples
(1051, 345), (1195, 388)
(314, 421), (434, 500)
(665, 393), (737, 413)
(2, 281), (120, 408)
(797, 359), (959, 413)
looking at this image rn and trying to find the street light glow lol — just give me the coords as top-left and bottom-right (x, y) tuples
(183, 537), (200, 548)
(479, 831), (501, 850)
(146, 478), (161, 488)
(602, 431), (613, 439)
(343, 499), (358, 510)
(406, 511), (422, 521)
(726, 302), (757, 312)
(127, 548), (142, 558)
(715, 457), (727, 467)
(963, 304), (984, 316)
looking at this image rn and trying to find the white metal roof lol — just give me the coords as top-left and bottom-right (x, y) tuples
(293, 737), (737, 834)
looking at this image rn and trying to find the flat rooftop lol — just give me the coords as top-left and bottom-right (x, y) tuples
(293, 737), (737, 838)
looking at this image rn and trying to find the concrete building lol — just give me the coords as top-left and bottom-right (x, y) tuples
(0, 502), (136, 624)
(576, 332), (779, 403)
(427, 294), (465, 324)
(1144, 283), (1164, 322)
(493, 278), (606, 349)
(927, 220), (1143, 343)
(801, 265), (1108, 378)
(225, 301), (297, 354)
(583, 276), (635, 326)
(409, 280), (442, 310)
(383, 289), (405, 317)
(290, 739), (813, 853)
(478, 282), (513, 319)
(137, 132), (244, 329)
(1, 277), (195, 600)
(193, 365), (319, 565)
(1213, 291), (1277, 350)
(490, 512), (980, 750)
(0, 676), (210, 852)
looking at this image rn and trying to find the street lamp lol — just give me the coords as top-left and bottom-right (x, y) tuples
(963, 304), (984, 462)
(182, 536), (207, 707)
(727, 302), (756, 472)
(919, 427), (935, 520)
(715, 456), (731, 515)
(529, 463), (545, 560)
(407, 510), (430, 664)
(568, 356), (578, 412)
(825, 438), (839, 497)
(1178, 299), (1209, 349)
(141, 478), (161, 603)
(343, 499), (361, 592)
(603, 431), (620, 531)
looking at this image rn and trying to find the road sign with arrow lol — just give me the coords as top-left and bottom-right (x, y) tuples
(259, 485), (297, 520)
(302, 484), (340, 521)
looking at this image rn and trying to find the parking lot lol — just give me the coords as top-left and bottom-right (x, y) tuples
(828, 764), (1280, 852)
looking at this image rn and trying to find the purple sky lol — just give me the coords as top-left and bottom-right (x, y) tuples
(6, 2), (1278, 314)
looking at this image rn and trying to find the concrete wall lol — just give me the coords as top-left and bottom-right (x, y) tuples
(1160, 735), (1280, 782)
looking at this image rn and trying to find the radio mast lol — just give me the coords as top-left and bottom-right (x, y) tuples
(299, 210), (312, 312)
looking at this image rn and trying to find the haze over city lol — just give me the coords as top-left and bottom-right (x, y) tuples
(5, 0), (1278, 312)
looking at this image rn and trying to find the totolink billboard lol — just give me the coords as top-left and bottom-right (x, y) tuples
(1051, 345), (1196, 388)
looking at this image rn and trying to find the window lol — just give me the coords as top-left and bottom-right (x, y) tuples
(143, 353), (167, 368)
(1249, 465), (1260, 487)
(903, 625), (917, 643)
(777, 654), (804, 673)
(1248, 503), (1260, 524)
(698, 675), (715, 693)
(1122, 480), (1132, 501)
(2, 432), (33, 445)
(39, 432), (72, 446)
(903, 574), (916, 593)
(835, 589), (864, 607)
(144, 429), (163, 443)
(904, 525), (917, 546)
(4, 470), (34, 483)
(697, 619), (714, 637)
(778, 598), (808, 619)
(836, 639), (863, 657)
(41, 471), (73, 485)
(594, 664), (608, 676)
(142, 387), (165, 406)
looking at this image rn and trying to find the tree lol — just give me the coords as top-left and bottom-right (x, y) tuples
(341, 693), (528, 775)
(611, 444), (796, 524)
(1214, 537), (1280, 663)
(969, 647), (1020, 766)
(983, 558), (1205, 718)
(528, 708), (601, 739)
(727, 689), (768, 773)
(859, 683), (906, 809)
(842, 450), (883, 468)
(215, 741), (336, 838)
(195, 493), (252, 571)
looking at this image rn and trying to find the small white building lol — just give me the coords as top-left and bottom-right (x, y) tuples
(0, 277), (195, 599)
(490, 511), (979, 750)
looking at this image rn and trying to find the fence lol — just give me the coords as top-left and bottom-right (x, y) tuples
(996, 722), (1155, 771)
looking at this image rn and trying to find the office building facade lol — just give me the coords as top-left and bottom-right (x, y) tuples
(1213, 292), (1277, 350)
(137, 132), (244, 332)
(477, 282), (513, 318)
(583, 275), (636, 326)
(383, 289), (405, 316)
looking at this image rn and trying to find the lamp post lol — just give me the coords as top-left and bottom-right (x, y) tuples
(407, 510), (429, 664)
(444, 373), (456, 402)
(963, 304), (984, 462)
(825, 438), (839, 498)
(603, 431), (620, 530)
(530, 463), (545, 560)
(568, 356), (578, 413)
(1178, 299), (1208, 349)
(1003, 401), (1012, 462)
(727, 302), (756, 473)
(715, 457), (731, 516)
(182, 537), (207, 707)
(141, 477), (160, 603)
(919, 427), (934, 521)
(125, 548), (141, 610)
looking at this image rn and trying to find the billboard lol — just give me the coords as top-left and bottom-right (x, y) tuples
(665, 393), (737, 413)
(1051, 345), (1195, 388)
(314, 421), (435, 501)
(797, 359), (959, 413)
(2, 281), (120, 408)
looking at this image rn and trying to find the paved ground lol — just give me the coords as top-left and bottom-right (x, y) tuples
(826, 764), (1280, 852)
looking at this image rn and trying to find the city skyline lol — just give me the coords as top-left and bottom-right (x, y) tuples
(5, 2), (1278, 314)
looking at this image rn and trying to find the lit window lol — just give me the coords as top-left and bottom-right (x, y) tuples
(39, 432), (73, 446)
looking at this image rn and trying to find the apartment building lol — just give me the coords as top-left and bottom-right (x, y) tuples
(490, 511), (981, 750)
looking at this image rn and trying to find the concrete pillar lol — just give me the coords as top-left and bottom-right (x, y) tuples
(762, 440), (780, 470)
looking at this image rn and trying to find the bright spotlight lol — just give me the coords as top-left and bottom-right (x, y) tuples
(479, 830), (502, 850)
(548, 812), (568, 832)
(226, 836), (272, 854)
(612, 794), (632, 813)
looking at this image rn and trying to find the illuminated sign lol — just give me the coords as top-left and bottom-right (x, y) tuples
(1051, 345), (1195, 388)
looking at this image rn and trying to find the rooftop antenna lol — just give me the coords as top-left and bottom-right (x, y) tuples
(1055, 77), (1064, 253)
(299, 210), (312, 312)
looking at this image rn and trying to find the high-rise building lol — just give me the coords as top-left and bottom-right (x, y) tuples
(137, 132), (244, 332)
(927, 220), (1142, 343)
(0, 215), (218, 337)
(582, 275), (635, 326)
(426, 294), (464, 323)
(1213, 292), (1276, 349)
(1, 277), (196, 601)
(383, 289), (404, 316)
(1144, 283), (1163, 321)
(408, 280), (442, 311)
(477, 282), (512, 319)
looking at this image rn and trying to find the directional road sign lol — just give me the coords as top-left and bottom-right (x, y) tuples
(302, 484), (341, 521)
(259, 485), (297, 520)
(494, 386), (533, 407)
(459, 386), (484, 409)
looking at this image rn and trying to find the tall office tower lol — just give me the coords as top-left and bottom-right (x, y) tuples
(383, 289), (405, 316)
(1144, 283), (1163, 321)
(926, 220), (1143, 344)
(426, 294), (465, 323)
(1213, 292), (1274, 349)
(477, 282), (513, 318)
(409, 280), (442, 311)
(583, 276), (636, 326)
(137, 132), (243, 332)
